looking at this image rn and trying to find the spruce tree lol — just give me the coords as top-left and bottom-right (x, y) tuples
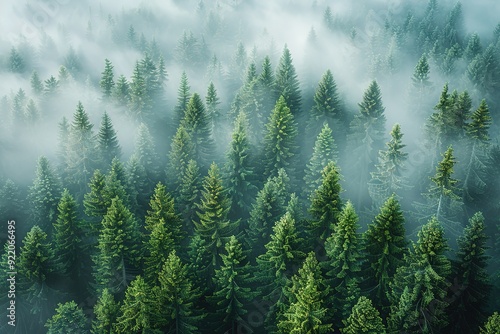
(308, 161), (343, 247)
(481, 312), (500, 334)
(177, 159), (201, 229)
(205, 81), (221, 137)
(342, 296), (386, 334)
(126, 153), (148, 216)
(100, 58), (115, 100)
(113, 75), (129, 106)
(96, 112), (121, 171)
(446, 212), (491, 333)
(209, 236), (256, 333)
(363, 195), (407, 317)
(0, 179), (24, 223)
(257, 55), (276, 118)
(263, 95), (298, 178)
(368, 123), (409, 208)
(45, 301), (87, 334)
(304, 122), (337, 198)
(144, 217), (175, 286)
(225, 111), (256, 219)
(128, 61), (150, 121)
(173, 71), (191, 130)
(274, 46), (302, 116)
(28, 156), (62, 231)
(167, 124), (194, 191)
(323, 201), (363, 325)
(410, 54), (432, 115)
(9, 47), (25, 73)
(91, 288), (120, 334)
(134, 123), (160, 192)
(181, 93), (215, 169)
(53, 189), (82, 279)
(145, 182), (182, 241)
(114, 276), (160, 333)
(30, 70), (44, 95)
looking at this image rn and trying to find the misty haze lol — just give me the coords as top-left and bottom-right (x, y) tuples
(1, 0), (500, 333)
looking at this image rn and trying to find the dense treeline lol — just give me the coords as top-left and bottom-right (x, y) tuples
(1, 0), (500, 333)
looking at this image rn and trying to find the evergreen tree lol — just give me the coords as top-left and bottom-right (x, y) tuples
(53, 189), (82, 279)
(464, 33), (482, 61)
(92, 197), (141, 295)
(192, 163), (235, 284)
(44, 75), (60, 96)
(307, 70), (345, 147)
(177, 159), (201, 229)
(156, 251), (201, 334)
(246, 169), (290, 258)
(24, 98), (39, 125)
(205, 81), (221, 137)
(128, 61), (150, 121)
(65, 101), (96, 196)
(388, 217), (452, 333)
(96, 112), (121, 171)
(91, 288), (120, 334)
(0, 179), (24, 223)
(181, 93), (215, 168)
(100, 58), (115, 100)
(225, 111), (256, 219)
(307, 161), (343, 246)
(342, 296), (386, 334)
(9, 47), (25, 73)
(28, 156), (62, 230)
(263, 95), (298, 178)
(363, 195), (407, 317)
(83, 169), (108, 231)
(348, 80), (386, 209)
(304, 122), (337, 198)
(167, 124), (194, 191)
(257, 56), (276, 118)
(324, 201), (363, 325)
(144, 217), (176, 286)
(209, 236), (256, 333)
(278, 253), (332, 333)
(481, 312), (500, 334)
(274, 46), (302, 116)
(30, 70), (44, 95)
(113, 75), (130, 106)
(134, 123), (160, 189)
(45, 301), (87, 334)
(368, 123), (409, 208)
(446, 212), (491, 333)
(173, 71), (191, 130)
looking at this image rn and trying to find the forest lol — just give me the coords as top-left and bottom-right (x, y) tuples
(1, 0), (500, 333)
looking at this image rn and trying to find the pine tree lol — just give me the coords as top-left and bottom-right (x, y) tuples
(177, 159), (201, 228)
(0, 179), (24, 222)
(348, 80), (386, 209)
(209, 236), (256, 333)
(128, 61), (150, 121)
(92, 197), (141, 295)
(30, 70), (44, 95)
(263, 95), (298, 178)
(307, 70), (345, 147)
(257, 55), (276, 117)
(278, 253), (331, 333)
(205, 81), (221, 136)
(173, 71), (191, 130)
(342, 296), (386, 334)
(126, 153), (148, 216)
(225, 112), (256, 219)
(323, 6), (335, 31)
(53, 189), (82, 279)
(363, 195), (407, 317)
(9, 47), (25, 73)
(65, 101), (96, 196)
(134, 123), (160, 190)
(156, 251), (201, 334)
(114, 276), (159, 333)
(181, 93), (215, 169)
(83, 169), (108, 230)
(256, 212), (305, 332)
(113, 75), (130, 106)
(24, 98), (40, 125)
(45, 301), (87, 334)
(246, 169), (290, 258)
(368, 123), (409, 208)
(91, 288), (120, 334)
(481, 312), (500, 334)
(324, 201), (363, 325)
(274, 46), (302, 116)
(388, 217), (452, 333)
(58, 65), (71, 85)
(304, 122), (337, 198)
(96, 112), (121, 171)
(464, 33), (482, 61)
(193, 163), (235, 284)
(44, 75), (60, 96)
(28, 156), (62, 230)
(167, 124), (194, 191)
(446, 212), (491, 333)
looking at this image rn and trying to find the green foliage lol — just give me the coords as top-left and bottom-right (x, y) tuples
(19, 225), (54, 286)
(128, 61), (151, 120)
(9, 47), (25, 73)
(342, 296), (386, 334)
(274, 46), (302, 116)
(45, 301), (87, 334)
(168, 124), (194, 191)
(97, 112), (121, 171)
(173, 71), (191, 130)
(134, 123), (160, 188)
(481, 312), (500, 334)
(113, 75), (130, 105)
(263, 95), (298, 178)
(100, 59), (115, 99)
(178, 159), (201, 228)
(30, 70), (44, 95)
(92, 288), (120, 334)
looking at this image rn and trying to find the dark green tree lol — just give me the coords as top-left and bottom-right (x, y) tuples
(209, 236), (256, 333)
(342, 296), (386, 334)
(113, 75), (130, 106)
(464, 33), (482, 61)
(0, 179), (24, 222)
(100, 59), (115, 100)
(368, 123), (409, 208)
(96, 112), (121, 171)
(134, 123), (160, 189)
(167, 124), (194, 192)
(92, 288), (120, 334)
(173, 71), (191, 130)
(274, 46), (302, 116)
(225, 111), (256, 219)
(181, 93), (215, 168)
(45, 301), (87, 334)
(177, 159), (201, 229)
(304, 122), (337, 198)
(28, 156), (62, 231)
(363, 195), (407, 317)
(445, 212), (491, 333)
(205, 81), (221, 137)
(128, 61), (150, 121)
(324, 201), (363, 325)
(263, 95), (298, 178)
